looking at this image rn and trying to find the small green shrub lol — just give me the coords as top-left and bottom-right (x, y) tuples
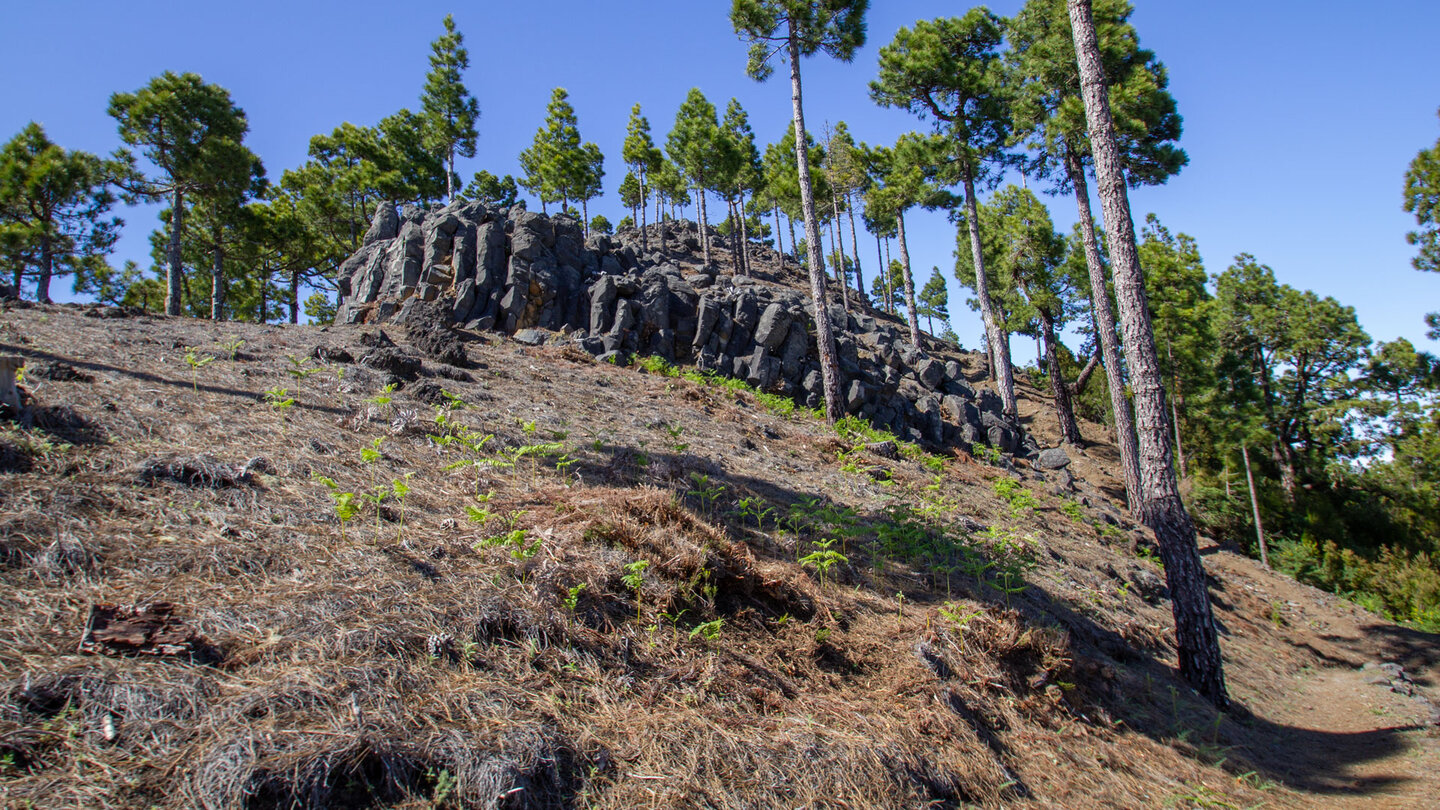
(992, 477), (1038, 517)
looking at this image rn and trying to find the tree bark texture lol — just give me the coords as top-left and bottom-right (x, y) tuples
(1070, 352), (1101, 396)
(788, 22), (843, 422)
(847, 193), (867, 306)
(37, 235), (54, 304)
(211, 239), (224, 321)
(697, 186), (710, 268)
(639, 169), (649, 253)
(738, 196), (751, 276)
(828, 200), (849, 311)
(1040, 307), (1083, 444)
(1242, 445), (1269, 568)
(963, 170), (1016, 417)
(1067, 146), (1142, 512)
(896, 210), (922, 348)
(773, 206), (785, 271)
(289, 269), (301, 324)
(167, 187), (185, 316)
(1070, 0), (1227, 708)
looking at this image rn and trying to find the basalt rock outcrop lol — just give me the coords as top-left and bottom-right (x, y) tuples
(335, 201), (1038, 460)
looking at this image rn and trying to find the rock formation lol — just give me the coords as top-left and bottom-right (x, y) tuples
(335, 201), (1038, 460)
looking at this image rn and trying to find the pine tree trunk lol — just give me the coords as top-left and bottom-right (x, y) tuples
(289, 269), (301, 324)
(896, 210), (921, 348)
(1242, 445), (1269, 568)
(657, 196), (666, 254)
(787, 21), (843, 423)
(1070, 0), (1227, 709)
(1271, 440), (1298, 502)
(167, 187), (185, 316)
(1070, 353), (1100, 395)
(582, 199), (589, 238)
(963, 169), (1016, 416)
(788, 215), (799, 265)
(875, 236), (887, 312)
(639, 170), (649, 253)
(697, 186), (710, 268)
(873, 231), (884, 310)
(830, 192), (850, 310)
(774, 205), (785, 271)
(37, 235), (54, 304)
(846, 192), (867, 306)
(211, 239), (224, 321)
(1067, 146), (1142, 512)
(259, 271), (268, 323)
(828, 213), (849, 311)
(738, 196), (751, 275)
(1040, 307), (1083, 445)
(446, 149), (455, 201)
(729, 199), (741, 271)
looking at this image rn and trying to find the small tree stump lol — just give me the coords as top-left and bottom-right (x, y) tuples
(0, 355), (24, 418)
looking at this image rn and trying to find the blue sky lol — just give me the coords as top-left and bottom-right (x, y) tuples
(3, 1), (1438, 355)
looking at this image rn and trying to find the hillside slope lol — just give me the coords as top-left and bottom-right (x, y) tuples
(1, 276), (1437, 807)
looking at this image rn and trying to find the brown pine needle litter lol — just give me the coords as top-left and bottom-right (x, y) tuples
(0, 302), (1435, 809)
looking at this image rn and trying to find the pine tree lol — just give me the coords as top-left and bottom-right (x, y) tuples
(872, 10), (1017, 417)
(519, 88), (594, 217)
(576, 142), (605, 236)
(977, 185), (1085, 444)
(618, 172), (643, 230)
(826, 122), (869, 304)
(420, 14), (479, 201)
(721, 99), (763, 275)
(461, 170), (519, 208)
(917, 266), (949, 335)
(184, 144), (265, 320)
(622, 105), (663, 252)
(867, 136), (948, 351)
(1139, 215), (1212, 477)
(732, 0), (868, 422)
(0, 122), (122, 302)
(1009, 0), (1187, 513)
(1068, 0), (1225, 707)
(667, 88), (730, 269)
(279, 113), (444, 284)
(109, 72), (255, 316)
(1404, 109), (1440, 340)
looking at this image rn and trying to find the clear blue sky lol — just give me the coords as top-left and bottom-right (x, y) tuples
(3, 1), (1438, 355)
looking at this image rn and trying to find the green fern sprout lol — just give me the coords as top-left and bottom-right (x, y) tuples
(799, 538), (848, 590)
(689, 619), (724, 642)
(622, 559), (650, 620)
(183, 346), (215, 392)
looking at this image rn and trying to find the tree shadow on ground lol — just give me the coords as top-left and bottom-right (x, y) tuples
(1, 342), (349, 416)
(551, 439), (1431, 800)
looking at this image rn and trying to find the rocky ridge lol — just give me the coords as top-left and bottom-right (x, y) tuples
(335, 201), (1043, 464)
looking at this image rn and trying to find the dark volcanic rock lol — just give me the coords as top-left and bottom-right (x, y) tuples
(399, 299), (469, 368)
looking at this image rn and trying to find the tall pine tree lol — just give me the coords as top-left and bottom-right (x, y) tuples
(1068, 0), (1225, 707)
(731, 0), (868, 422)
(420, 14), (479, 201)
(872, 10), (1018, 417)
(0, 122), (122, 302)
(109, 72), (254, 316)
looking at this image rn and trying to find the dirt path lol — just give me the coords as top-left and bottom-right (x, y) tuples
(1199, 544), (1440, 808)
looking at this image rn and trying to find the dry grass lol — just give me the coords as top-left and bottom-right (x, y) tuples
(0, 300), (1429, 809)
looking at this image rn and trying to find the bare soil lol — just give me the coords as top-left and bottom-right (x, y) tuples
(0, 299), (1435, 809)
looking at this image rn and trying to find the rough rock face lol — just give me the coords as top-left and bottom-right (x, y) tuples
(335, 202), (1037, 457)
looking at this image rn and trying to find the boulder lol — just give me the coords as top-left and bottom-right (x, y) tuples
(753, 303), (791, 350)
(1036, 448), (1071, 470)
(362, 202), (399, 246)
